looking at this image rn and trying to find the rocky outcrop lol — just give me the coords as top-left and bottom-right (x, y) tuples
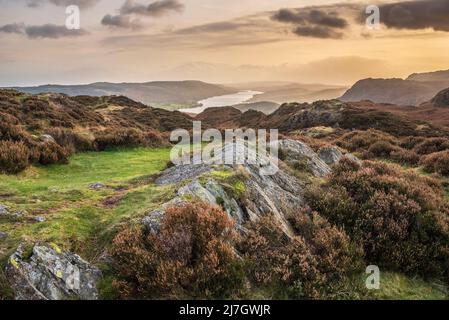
(155, 164), (213, 185)
(0, 204), (25, 220)
(277, 139), (331, 177)
(318, 146), (361, 166)
(6, 244), (101, 300)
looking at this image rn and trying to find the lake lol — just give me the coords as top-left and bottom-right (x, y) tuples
(179, 90), (263, 114)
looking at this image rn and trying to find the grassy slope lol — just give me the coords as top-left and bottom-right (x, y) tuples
(0, 147), (447, 300)
(0, 148), (175, 261)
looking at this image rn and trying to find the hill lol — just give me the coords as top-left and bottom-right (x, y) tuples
(8, 81), (234, 109)
(232, 101), (280, 114)
(341, 69), (449, 106)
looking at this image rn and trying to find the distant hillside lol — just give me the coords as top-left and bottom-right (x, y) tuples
(341, 69), (449, 106)
(233, 101), (280, 114)
(431, 88), (449, 108)
(407, 70), (449, 82)
(246, 83), (348, 104)
(8, 81), (234, 108)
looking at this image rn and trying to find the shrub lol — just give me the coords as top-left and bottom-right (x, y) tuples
(306, 159), (449, 280)
(238, 213), (363, 299)
(420, 150), (449, 176)
(144, 129), (167, 147)
(94, 128), (147, 151)
(46, 127), (94, 153)
(0, 141), (30, 174)
(413, 138), (449, 155)
(110, 202), (245, 299)
(37, 141), (69, 165)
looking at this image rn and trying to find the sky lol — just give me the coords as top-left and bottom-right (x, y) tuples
(0, 0), (449, 86)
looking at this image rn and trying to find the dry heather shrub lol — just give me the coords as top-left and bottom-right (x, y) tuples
(306, 158), (449, 279)
(94, 128), (147, 151)
(0, 141), (30, 174)
(110, 202), (245, 299)
(144, 128), (167, 147)
(413, 137), (449, 155)
(38, 141), (69, 165)
(420, 150), (449, 176)
(46, 127), (94, 153)
(337, 130), (419, 165)
(238, 213), (363, 299)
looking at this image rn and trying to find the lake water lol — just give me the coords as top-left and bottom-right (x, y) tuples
(179, 90), (262, 114)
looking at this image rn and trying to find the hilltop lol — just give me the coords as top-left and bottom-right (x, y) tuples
(8, 81), (234, 109)
(341, 69), (449, 106)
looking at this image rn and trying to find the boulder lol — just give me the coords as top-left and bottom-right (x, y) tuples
(0, 232), (8, 239)
(277, 139), (331, 177)
(40, 134), (56, 143)
(0, 204), (9, 215)
(89, 182), (106, 190)
(6, 244), (102, 300)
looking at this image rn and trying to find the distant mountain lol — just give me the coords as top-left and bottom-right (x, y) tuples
(8, 80), (234, 108)
(341, 69), (449, 106)
(407, 70), (449, 82)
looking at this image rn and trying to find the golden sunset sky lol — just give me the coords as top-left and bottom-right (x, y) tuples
(1, 0), (448, 86)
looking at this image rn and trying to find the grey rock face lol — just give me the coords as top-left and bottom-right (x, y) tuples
(0, 231), (8, 239)
(318, 146), (361, 166)
(0, 204), (25, 220)
(33, 216), (46, 223)
(142, 210), (165, 235)
(156, 164), (212, 185)
(6, 244), (102, 300)
(277, 139), (331, 177)
(318, 146), (344, 166)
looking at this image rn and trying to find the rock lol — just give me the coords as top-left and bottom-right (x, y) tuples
(33, 216), (45, 223)
(155, 164), (212, 185)
(318, 146), (344, 166)
(0, 204), (25, 220)
(318, 145), (361, 166)
(6, 244), (102, 300)
(0, 204), (10, 216)
(40, 134), (56, 143)
(204, 179), (245, 225)
(178, 180), (217, 204)
(0, 232), (8, 239)
(142, 210), (165, 235)
(88, 182), (106, 190)
(277, 139), (331, 177)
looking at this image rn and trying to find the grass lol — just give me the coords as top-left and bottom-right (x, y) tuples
(0, 147), (174, 264)
(372, 272), (447, 300)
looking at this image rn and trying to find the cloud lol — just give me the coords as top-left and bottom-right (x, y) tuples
(25, 0), (100, 8)
(0, 23), (25, 34)
(379, 0), (449, 32)
(101, 14), (142, 29)
(102, 0), (184, 29)
(25, 24), (88, 38)
(271, 8), (349, 39)
(120, 0), (184, 17)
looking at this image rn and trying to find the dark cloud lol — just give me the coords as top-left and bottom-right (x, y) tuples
(176, 22), (248, 35)
(25, 24), (88, 38)
(380, 0), (449, 32)
(101, 14), (142, 29)
(120, 0), (184, 17)
(102, 0), (184, 29)
(293, 26), (343, 39)
(0, 23), (25, 34)
(272, 8), (348, 39)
